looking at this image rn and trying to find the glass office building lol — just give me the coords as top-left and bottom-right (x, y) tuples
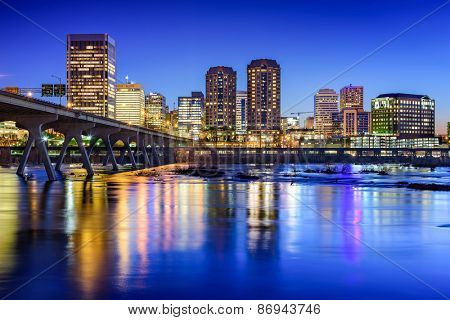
(178, 92), (204, 139)
(371, 93), (435, 138)
(67, 34), (116, 118)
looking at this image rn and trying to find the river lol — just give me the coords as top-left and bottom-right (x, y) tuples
(0, 164), (449, 299)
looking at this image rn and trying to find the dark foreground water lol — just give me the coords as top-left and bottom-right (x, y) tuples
(0, 164), (449, 300)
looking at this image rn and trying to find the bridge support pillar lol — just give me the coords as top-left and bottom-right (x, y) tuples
(163, 137), (175, 164)
(85, 127), (121, 171)
(53, 123), (96, 177)
(125, 140), (137, 168)
(137, 134), (151, 168)
(15, 115), (58, 181)
(109, 132), (138, 169)
(148, 135), (159, 167)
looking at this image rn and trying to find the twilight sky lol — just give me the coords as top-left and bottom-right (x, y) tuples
(1, 0), (449, 133)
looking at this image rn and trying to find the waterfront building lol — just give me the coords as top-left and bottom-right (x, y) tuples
(205, 67), (237, 129)
(371, 93), (435, 138)
(236, 90), (247, 134)
(304, 116), (314, 130)
(178, 92), (204, 139)
(0, 121), (25, 146)
(247, 59), (281, 131)
(350, 135), (440, 148)
(66, 34), (116, 118)
(115, 83), (145, 126)
(314, 88), (338, 136)
(340, 84), (364, 110)
(145, 93), (167, 130)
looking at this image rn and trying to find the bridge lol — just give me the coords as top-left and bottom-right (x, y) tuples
(0, 90), (190, 181)
(182, 147), (450, 166)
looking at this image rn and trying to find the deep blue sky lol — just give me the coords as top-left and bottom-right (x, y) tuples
(1, 0), (449, 133)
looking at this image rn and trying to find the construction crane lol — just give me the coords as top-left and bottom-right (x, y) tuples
(290, 111), (314, 116)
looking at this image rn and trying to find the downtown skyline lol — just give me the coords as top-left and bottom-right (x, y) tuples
(0, 0), (449, 133)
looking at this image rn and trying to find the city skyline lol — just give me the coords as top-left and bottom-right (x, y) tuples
(1, 0), (450, 306)
(0, 0), (449, 133)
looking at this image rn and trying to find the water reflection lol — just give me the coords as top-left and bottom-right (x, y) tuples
(0, 165), (449, 299)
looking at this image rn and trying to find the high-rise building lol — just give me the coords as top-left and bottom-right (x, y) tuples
(371, 93), (435, 138)
(115, 83), (145, 126)
(178, 92), (204, 139)
(205, 66), (236, 128)
(145, 93), (167, 130)
(236, 90), (247, 133)
(340, 84), (363, 110)
(67, 34), (116, 118)
(304, 116), (314, 130)
(247, 59), (281, 131)
(314, 89), (338, 136)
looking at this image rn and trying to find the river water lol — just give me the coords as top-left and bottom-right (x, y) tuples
(0, 164), (449, 299)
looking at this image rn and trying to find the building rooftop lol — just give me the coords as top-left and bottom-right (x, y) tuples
(248, 59), (280, 68)
(376, 93), (431, 100)
(207, 66), (236, 74)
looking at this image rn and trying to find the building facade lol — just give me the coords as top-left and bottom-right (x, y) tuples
(115, 83), (145, 126)
(341, 108), (371, 136)
(371, 93), (435, 138)
(205, 66), (237, 129)
(281, 117), (300, 132)
(247, 59), (281, 131)
(340, 84), (364, 110)
(314, 88), (338, 136)
(66, 34), (116, 118)
(178, 92), (204, 139)
(304, 116), (314, 130)
(447, 122), (450, 141)
(145, 93), (167, 130)
(350, 136), (439, 148)
(236, 90), (247, 134)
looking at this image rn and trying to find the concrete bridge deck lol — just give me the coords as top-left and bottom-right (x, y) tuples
(0, 90), (190, 180)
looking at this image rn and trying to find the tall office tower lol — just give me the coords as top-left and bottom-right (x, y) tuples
(67, 34), (116, 118)
(115, 83), (145, 126)
(304, 116), (314, 130)
(145, 93), (167, 130)
(340, 84), (364, 110)
(314, 88), (339, 136)
(205, 66), (237, 128)
(178, 92), (204, 139)
(372, 93), (435, 138)
(247, 59), (281, 131)
(236, 90), (247, 133)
